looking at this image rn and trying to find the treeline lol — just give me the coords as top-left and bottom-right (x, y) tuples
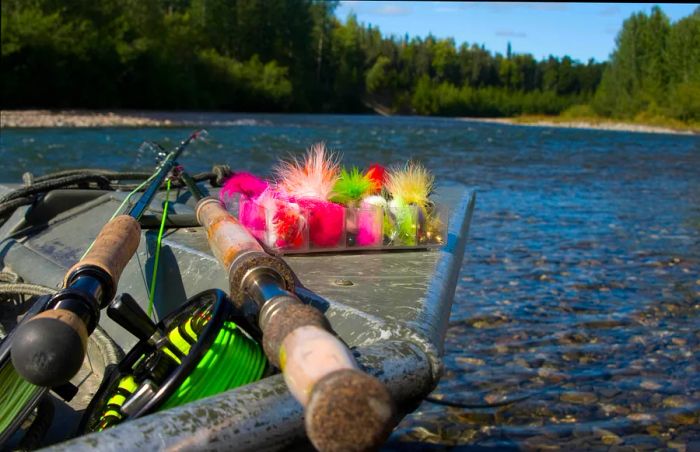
(593, 6), (700, 122)
(1, 1), (698, 122)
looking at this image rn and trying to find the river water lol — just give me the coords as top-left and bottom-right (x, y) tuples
(1, 115), (699, 450)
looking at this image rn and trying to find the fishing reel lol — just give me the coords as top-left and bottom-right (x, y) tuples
(80, 288), (267, 433)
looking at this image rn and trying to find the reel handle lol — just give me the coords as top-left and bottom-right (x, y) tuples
(107, 293), (158, 342)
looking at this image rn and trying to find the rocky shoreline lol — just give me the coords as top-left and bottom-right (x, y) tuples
(1, 110), (180, 128)
(460, 117), (697, 135)
(1, 110), (696, 135)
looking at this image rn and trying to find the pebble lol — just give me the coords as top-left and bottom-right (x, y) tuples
(451, 411), (495, 425)
(408, 426), (441, 443)
(521, 436), (561, 451)
(627, 413), (655, 422)
(600, 403), (630, 416)
(560, 391), (598, 404)
(594, 428), (623, 445)
(537, 367), (563, 379)
(669, 412), (697, 425)
(640, 380), (662, 390)
(455, 356), (485, 366)
(662, 395), (690, 408)
(484, 392), (509, 404)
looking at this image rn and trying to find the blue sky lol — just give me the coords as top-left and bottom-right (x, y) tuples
(334, 2), (698, 62)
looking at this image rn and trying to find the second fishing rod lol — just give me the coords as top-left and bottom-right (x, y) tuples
(11, 131), (205, 388)
(178, 169), (397, 452)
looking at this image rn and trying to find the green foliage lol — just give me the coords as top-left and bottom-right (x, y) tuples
(410, 80), (579, 117)
(365, 55), (392, 93)
(0, 1), (696, 123)
(197, 50), (292, 109)
(669, 82), (700, 121)
(560, 104), (597, 119)
(593, 6), (699, 122)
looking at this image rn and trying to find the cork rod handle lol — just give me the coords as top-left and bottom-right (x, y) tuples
(65, 215), (141, 289)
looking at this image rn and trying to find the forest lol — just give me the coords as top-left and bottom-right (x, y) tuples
(1, 1), (698, 123)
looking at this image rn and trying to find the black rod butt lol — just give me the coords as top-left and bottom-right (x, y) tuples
(11, 309), (88, 387)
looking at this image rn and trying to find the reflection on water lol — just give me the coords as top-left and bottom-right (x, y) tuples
(1, 115), (699, 449)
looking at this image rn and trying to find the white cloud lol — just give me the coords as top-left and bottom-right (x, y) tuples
(373, 4), (412, 16)
(495, 30), (528, 38)
(461, 2), (569, 13)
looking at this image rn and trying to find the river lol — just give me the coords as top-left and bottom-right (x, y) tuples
(1, 114), (699, 449)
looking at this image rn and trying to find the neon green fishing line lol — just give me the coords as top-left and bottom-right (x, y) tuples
(148, 178), (172, 317)
(0, 363), (41, 435)
(160, 321), (265, 410)
(93, 317), (266, 431)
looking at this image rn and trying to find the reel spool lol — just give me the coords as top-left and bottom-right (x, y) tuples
(80, 289), (267, 433)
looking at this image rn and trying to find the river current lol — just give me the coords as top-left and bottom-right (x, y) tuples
(1, 114), (699, 450)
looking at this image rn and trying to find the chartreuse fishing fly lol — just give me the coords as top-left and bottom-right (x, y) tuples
(386, 161), (434, 209)
(331, 167), (373, 205)
(385, 162), (437, 246)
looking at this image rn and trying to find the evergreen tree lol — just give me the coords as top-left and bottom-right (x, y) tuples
(0, 1), (695, 122)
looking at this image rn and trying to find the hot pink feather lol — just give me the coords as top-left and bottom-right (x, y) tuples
(296, 198), (344, 247)
(274, 143), (339, 200)
(356, 205), (383, 246)
(220, 172), (269, 202)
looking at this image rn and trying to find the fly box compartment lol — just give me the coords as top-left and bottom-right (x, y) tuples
(233, 194), (448, 255)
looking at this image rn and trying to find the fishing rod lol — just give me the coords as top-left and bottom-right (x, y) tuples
(178, 169), (397, 451)
(10, 131), (205, 388)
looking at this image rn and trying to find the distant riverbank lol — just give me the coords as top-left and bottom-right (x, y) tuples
(1, 110), (180, 128)
(2, 110), (697, 136)
(462, 116), (698, 135)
